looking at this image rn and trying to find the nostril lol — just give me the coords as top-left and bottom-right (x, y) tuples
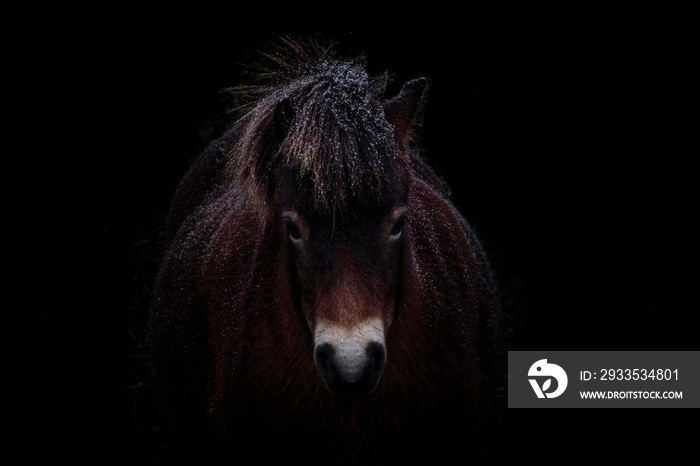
(314, 342), (336, 381)
(366, 341), (386, 361)
(315, 342), (335, 363)
(365, 342), (386, 377)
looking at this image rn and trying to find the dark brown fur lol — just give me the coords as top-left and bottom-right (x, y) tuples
(149, 40), (501, 464)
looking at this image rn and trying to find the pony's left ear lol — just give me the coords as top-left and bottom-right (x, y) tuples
(383, 77), (429, 151)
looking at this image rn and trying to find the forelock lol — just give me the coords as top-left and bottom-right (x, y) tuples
(226, 42), (400, 215)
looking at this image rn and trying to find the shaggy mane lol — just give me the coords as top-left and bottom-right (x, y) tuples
(224, 38), (400, 214)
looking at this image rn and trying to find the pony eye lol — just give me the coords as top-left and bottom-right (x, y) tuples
(389, 216), (406, 240)
(285, 220), (303, 242)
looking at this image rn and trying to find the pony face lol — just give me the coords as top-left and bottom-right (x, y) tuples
(280, 189), (409, 397)
(226, 50), (428, 397)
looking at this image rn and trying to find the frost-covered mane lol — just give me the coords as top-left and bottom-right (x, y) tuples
(225, 41), (400, 212)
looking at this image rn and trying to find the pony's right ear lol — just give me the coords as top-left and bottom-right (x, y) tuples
(383, 77), (429, 151)
(273, 97), (295, 143)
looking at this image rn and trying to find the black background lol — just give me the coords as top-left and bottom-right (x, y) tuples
(42, 9), (695, 462)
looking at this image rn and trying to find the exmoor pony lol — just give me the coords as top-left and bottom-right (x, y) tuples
(149, 39), (501, 464)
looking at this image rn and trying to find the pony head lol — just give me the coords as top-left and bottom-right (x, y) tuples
(227, 43), (427, 397)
